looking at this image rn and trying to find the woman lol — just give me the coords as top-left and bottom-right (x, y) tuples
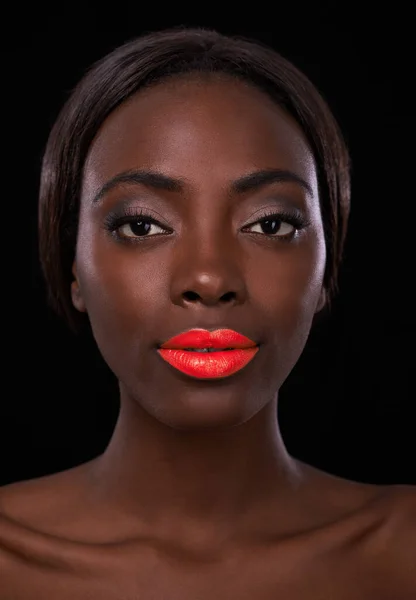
(0, 27), (414, 598)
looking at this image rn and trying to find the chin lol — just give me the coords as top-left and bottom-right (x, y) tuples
(138, 388), (266, 433)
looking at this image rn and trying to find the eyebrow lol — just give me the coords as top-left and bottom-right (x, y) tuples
(91, 167), (313, 205)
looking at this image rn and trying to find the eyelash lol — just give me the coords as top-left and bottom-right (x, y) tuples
(103, 207), (311, 243)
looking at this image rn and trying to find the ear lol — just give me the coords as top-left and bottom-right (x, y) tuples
(71, 261), (87, 313)
(315, 286), (327, 314)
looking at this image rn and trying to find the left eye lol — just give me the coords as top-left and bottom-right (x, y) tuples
(244, 216), (296, 237)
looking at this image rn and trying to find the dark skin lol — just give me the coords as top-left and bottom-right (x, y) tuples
(1, 74), (415, 599)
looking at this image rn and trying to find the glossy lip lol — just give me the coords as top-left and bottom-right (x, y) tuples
(157, 328), (260, 379)
(158, 328), (258, 349)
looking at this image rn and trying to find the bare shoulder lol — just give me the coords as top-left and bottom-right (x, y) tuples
(376, 484), (416, 547)
(306, 471), (416, 598)
(295, 463), (416, 596)
(0, 462), (97, 591)
(0, 460), (97, 553)
(381, 485), (416, 564)
(0, 461), (95, 520)
(367, 484), (416, 596)
(385, 483), (416, 525)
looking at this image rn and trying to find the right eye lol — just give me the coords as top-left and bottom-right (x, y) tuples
(118, 217), (168, 239)
(103, 208), (172, 242)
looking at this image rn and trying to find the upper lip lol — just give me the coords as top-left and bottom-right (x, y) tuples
(158, 328), (258, 349)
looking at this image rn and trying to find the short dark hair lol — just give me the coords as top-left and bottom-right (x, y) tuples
(38, 27), (351, 334)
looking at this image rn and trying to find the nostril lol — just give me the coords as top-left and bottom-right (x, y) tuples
(182, 290), (236, 303)
(220, 292), (236, 302)
(183, 291), (199, 301)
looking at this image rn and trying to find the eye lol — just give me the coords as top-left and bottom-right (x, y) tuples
(118, 218), (167, 239)
(245, 218), (295, 237)
(243, 210), (307, 241)
(103, 208), (171, 242)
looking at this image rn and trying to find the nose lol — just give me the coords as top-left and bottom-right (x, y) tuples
(170, 237), (247, 309)
(182, 277), (239, 307)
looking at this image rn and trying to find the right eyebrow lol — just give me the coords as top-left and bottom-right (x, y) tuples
(92, 170), (184, 204)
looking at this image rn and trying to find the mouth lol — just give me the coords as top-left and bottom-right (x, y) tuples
(157, 329), (259, 379)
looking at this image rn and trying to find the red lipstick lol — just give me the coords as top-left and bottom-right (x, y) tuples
(157, 328), (259, 379)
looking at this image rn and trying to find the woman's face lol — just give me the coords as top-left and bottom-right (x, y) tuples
(73, 74), (326, 430)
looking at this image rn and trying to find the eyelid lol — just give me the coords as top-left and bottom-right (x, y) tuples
(245, 207), (311, 228)
(122, 204), (168, 223)
(103, 205), (171, 229)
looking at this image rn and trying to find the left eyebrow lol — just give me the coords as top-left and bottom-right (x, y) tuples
(91, 167), (313, 205)
(231, 168), (313, 197)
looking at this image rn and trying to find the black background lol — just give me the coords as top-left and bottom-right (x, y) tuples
(1, 8), (414, 486)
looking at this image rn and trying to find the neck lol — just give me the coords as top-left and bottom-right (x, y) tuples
(87, 387), (306, 548)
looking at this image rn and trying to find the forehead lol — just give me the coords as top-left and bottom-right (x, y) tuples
(82, 74), (318, 197)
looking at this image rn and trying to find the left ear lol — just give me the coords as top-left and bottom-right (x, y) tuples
(315, 287), (327, 314)
(71, 260), (87, 313)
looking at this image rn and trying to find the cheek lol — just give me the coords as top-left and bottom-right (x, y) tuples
(239, 236), (326, 393)
(76, 251), (166, 376)
(75, 224), (167, 341)
(250, 235), (326, 331)
(83, 259), (162, 315)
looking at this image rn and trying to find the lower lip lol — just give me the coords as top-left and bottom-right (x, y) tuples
(156, 348), (259, 379)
